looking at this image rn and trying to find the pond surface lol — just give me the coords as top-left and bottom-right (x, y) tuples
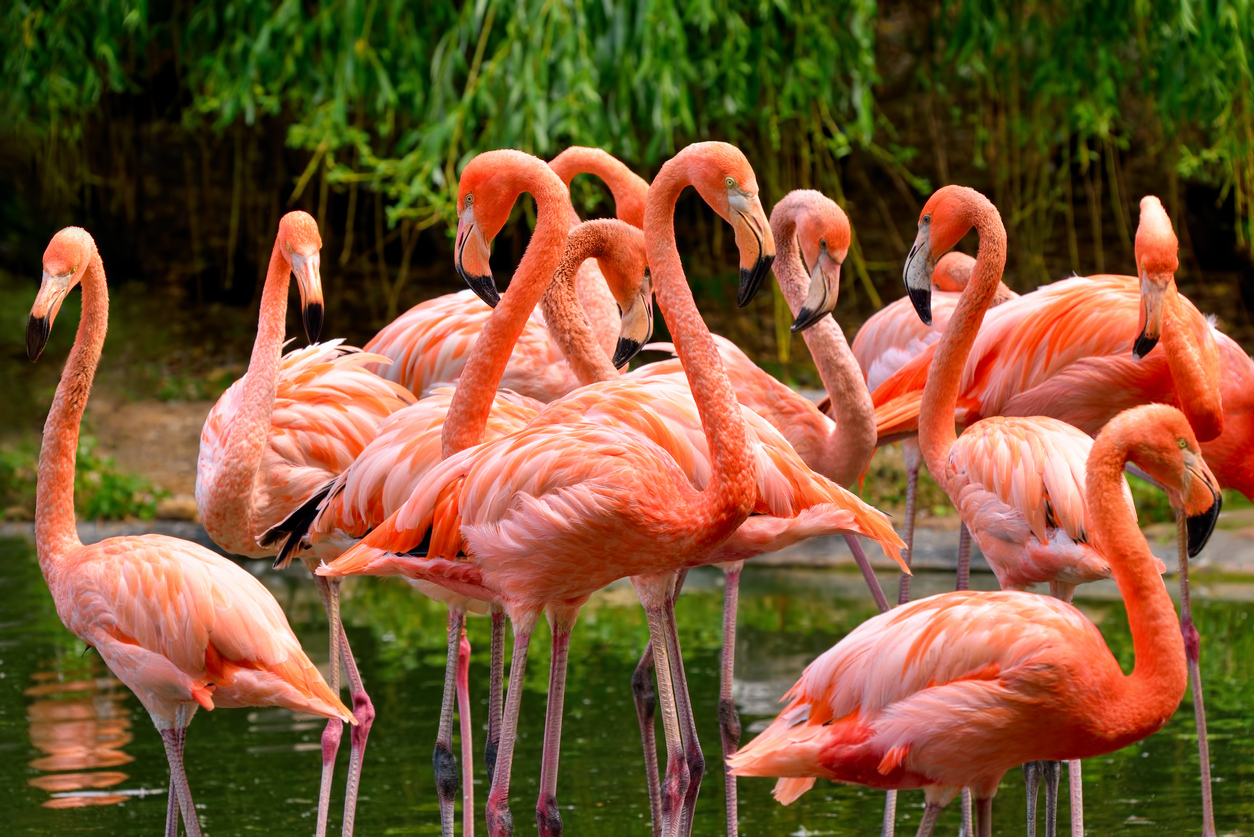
(0, 535), (1251, 835)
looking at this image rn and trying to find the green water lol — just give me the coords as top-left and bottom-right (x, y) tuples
(1, 536), (1251, 835)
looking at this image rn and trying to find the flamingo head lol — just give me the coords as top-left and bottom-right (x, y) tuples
(277, 211), (324, 343)
(903, 185), (990, 326)
(790, 197), (851, 333)
(568, 220), (654, 368)
(1132, 196), (1180, 360)
(28, 227), (96, 362)
(1119, 404), (1222, 557)
(680, 142), (776, 307)
(933, 251), (976, 292)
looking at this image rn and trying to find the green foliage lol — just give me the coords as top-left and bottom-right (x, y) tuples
(0, 436), (165, 521)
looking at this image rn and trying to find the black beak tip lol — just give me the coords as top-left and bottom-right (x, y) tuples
(1186, 489), (1222, 558)
(302, 301), (324, 344)
(612, 337), (643, 369)
(906, 286), (933, 327)
(737, 254), (775, 308)
(457, 263), (500, 309)
(1132, 331), (1158, 360)
(791, 307), (823, 333)
(26, 315), (49, 362)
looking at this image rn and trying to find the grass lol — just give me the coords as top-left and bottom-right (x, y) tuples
(0, 436), (165, 522)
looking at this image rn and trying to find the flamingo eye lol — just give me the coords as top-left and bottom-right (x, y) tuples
(464, 193), (474, 207)
(922, 214), (932, 225)
(1178, 439), (1189, 450)
(286, 241), (292, 253)
(819, 239), (827, 250)
(725, 177), (736, 189)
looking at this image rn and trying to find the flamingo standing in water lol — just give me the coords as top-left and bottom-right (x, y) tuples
(729, 402), (1221, 837)
(363, 147), (648, 400)
(195, 211), (414, 836)
(26, 227), (354, 837)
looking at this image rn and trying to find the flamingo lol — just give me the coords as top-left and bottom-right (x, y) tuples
(195, 211), (414, 835)
(362, 147), (648, 400)
(728, 401), (1221, 837)
(319, 142), (903, 837)
(25, 227), (355, 837)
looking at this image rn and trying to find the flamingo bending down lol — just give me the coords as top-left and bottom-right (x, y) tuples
(363, 147), (648, 400)
(195, 211), (414, 835)
(26, 228), (354, 837)
(729, 402), (1220, 837)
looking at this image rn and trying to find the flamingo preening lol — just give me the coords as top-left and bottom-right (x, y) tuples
(28, 228), (354, 837)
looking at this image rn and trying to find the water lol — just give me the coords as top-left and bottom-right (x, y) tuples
(1, 536), (1251, 835)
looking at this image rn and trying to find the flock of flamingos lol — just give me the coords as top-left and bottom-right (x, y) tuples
(23, 140), (1252, 837)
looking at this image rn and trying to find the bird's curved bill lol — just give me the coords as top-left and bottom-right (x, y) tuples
(1133, 271), (1170, 360)
(1182, 453), (1222, 558)
(792, 252), (841, 333)
(612, 275), (655, 368)
(455, 207), (499, 308)
(730, 193), (776, 307)
(26, 269), (75, 362)
(903, 226), (936, 326)
(291, 251), (324, 343)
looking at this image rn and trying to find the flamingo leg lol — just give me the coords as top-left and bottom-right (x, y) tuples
(536, 610), (577, 837)
(961, 789), (973, 836)
(1068, 760), (1083, 837)
(1024, 761), (1041, 837)
(313, 575), (343, 837)
(338, 614), (375, 837)
(845, 534), (890, 612)
(161, 726), (202, 837)
(632, 640), (663, 837)
(436, 607), (467, 837)
(1178, 511), (1217, 837)
(661, 581), (704, 836)
(457, 623), (475, 837)
(898, 457), (920, 605)
(164, 774), (179, 837)
(639, 593), (689, 837)
(880, 789), (898, 837)
(955, 523), (972, 591)
(486, 611), (538, 837)
(975, 797), (993, 837)
(1043, 760), (1060, 837)
(915, 802), (943, 837)
(486, 603), (506, 791)
(719, 563), (743, 837)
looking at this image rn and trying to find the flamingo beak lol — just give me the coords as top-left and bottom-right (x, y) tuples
(612, 269), (654, 368)
(1133, 271), (1171, 359)
(792, 250), (841, 333)
(1182, 452), (1222, 557)
(27, 269), (75, 362)
(903, 224), (936, 326)
(729, 192), (775, 307)
(455, 205), (498, 308)
(291, 251), (324, 343)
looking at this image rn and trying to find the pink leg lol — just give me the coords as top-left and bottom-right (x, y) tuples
(314, 575), (343, 837)
(338, 615), (375, 837)
(486, 604), (506, 791)
(1177, 512), (1217, 837)
(486, 611), (538, 837)
(536, 610), (578, 837)
(881, 789), (898, 837)
(955, 523), (972, 591)
(845, 535), (890, 613)
(719, 565), (742, 837)
(962, 788), (974, 836)
(915, 802), (943, 837)
(661, 589), (704, 837)
(637, 591), (689, 837)
(457, 624), (475, 837)
(165, 774), (178, 837)
(898, 459), (920, 605)
(161, 726), (202, 837)
(975, 797), (993, 837)
(632, 641), (663, 837)
(435, 608), (466, 837)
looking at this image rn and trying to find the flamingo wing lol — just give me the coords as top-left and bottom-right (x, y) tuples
(853, 293), (960, 391)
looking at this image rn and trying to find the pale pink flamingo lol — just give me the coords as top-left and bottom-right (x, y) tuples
(195, 211), (413, 835)
(26, 227), (354, 837)
(362, 147), (649, 400)
(728, 402), (1220, 837)
(319, 142), (903, 837)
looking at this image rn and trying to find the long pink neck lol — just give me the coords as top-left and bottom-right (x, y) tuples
(539, 224), (627, 387)
(643, 153), (756, 540)
(1086, 429), (1187, 733)
(442, 162), (574, 458)
(771, 197), (875, 487)
(918, 201), (1008, 493)
(202, 241), (292, 537)
(1161, 285), (1224, 442)
(36, 247), (107, 569)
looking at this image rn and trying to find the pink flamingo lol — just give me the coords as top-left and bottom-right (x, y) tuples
(195, 211), (413, 836)
(362, 147), (648, 400)
(26, 227), (354, 837)
(729, 402), (1220, 837)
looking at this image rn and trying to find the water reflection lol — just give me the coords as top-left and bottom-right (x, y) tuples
(25, 660), (134, 808)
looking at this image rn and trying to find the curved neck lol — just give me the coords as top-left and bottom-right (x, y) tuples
(549, 148), (649, 229)
(36, 250), (107, 565)
(771, 207), (876, 487)
(918, 208), (1008, 492)
(539, 226), (625, 387)
(442, 168), (574, 457)
(1161, 286), (1224, 442)
(202, 240), (293, 531)
(643, 158), (756, 538)
(1086, 433), (1187, 728)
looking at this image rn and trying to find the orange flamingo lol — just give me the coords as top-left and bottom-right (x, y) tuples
(195, 210), (413, 836)
(729, 402), (1220, 837)
(362, 147), (649, 400)
(26, 227), (354, 837)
